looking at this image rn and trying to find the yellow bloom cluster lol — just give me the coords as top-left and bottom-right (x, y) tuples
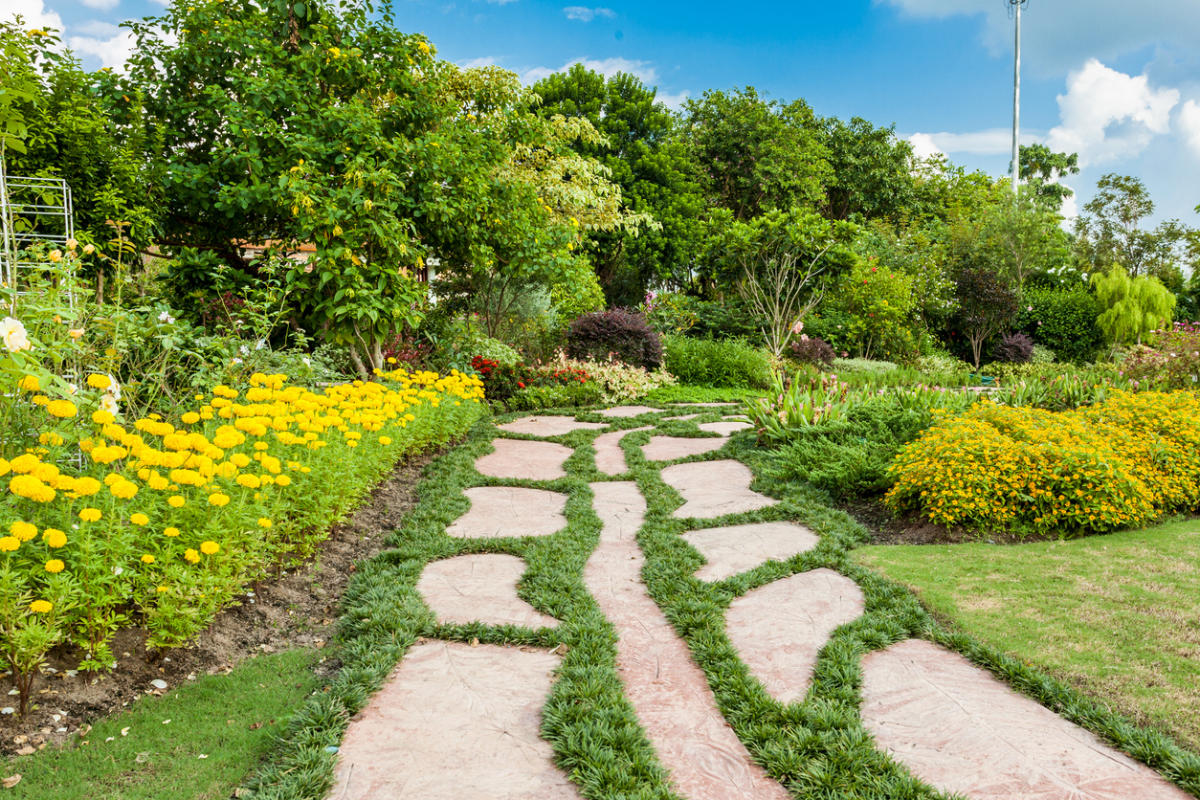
(886, 391), (1200, 536)
(1, 367), (484, 667)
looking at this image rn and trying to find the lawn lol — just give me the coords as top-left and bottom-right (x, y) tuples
(855, 519), (1200, 755)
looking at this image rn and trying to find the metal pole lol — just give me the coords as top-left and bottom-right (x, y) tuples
(1011, 0), (1021, 196)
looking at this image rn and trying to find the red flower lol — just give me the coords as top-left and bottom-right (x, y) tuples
(517, 381), (525, 388)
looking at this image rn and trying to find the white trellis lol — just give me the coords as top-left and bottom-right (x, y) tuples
(0, 159), (75, 312)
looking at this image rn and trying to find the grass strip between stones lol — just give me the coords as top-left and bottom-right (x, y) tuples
(245, 401), (1200, 800)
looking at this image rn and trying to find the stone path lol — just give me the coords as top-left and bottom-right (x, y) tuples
(332, 404), (1190, 800)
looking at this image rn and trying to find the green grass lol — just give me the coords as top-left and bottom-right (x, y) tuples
(855, 520), (1200, 754)
(3, 649), (321, 800)
(642, 384), (764, 404)
(245, 400), (1200, 799)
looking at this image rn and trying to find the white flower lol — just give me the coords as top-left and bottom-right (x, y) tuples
(302, 356), (312, 367)
(232, 357), (243, 365)
(158, 311), (175, 324)
(0, 317), (31, 353)
(254, 339), (266, 351)
(100, 393), (121, 415)
(105, 375), (122, 400)
(239, 344), (250, 356)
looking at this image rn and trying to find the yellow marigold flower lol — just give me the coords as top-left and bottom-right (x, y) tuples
(253, 442), (268, 451)
(181, 412), (201, 425)
(44, 529), (67, 548)
(73, 476), (101, 497)
(130, 513), (150, 526)
(275, 474), (292, 487)
(109, 478), (138, 499)
(236, 474), (260, 489)
(10, 521), (36, 541)
(46, 399), (78, 418)
(29, 600), (52, 613)
(0, 536), (20, 552)
(18, 374), (39, 392)
(257, 517), (273, 528)
(184, 548), (200, 563)
(44, 559), (65, 573)
(230, 453), (251, 468)
(92, 409), (115, 425)
(200, 540), (219, 555)
(79, 507), (102, 522)
(141, 554), (155, 564)
(0, 458), (8, 477)
(87, 374), (112, 390)
(163, 526), (180, 538)
(208, 492), (230, 507)
(168, 495), (186, 508)
(379, 436), (392, 445)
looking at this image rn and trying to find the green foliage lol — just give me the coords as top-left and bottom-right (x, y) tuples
(549, 266), (607, 321)
(566, 309), (663, 370)
(1091, 266), (1176, 346)
(819, 116), (917, 221)
(1018, 144), (1079, 211)
(501, 381), (603, 411)
(953, 267), (1018, 369)
(819, 258), (918, 361)
(661, 336), (772, 388)
(1015, 287), (1105, 364)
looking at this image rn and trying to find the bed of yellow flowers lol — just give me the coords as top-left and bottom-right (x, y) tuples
(0, 365), (484, 713)
(885, 391), (1200, 538)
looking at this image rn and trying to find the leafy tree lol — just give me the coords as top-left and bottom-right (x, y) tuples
(1090, 266), (1175, 346)
(953, 267), (1018, 369)
(979, 191), (1072, 290)
(819, 116), (916, 221)
(532, 65), (702, 304)
(1018, 144), (1079, 210)
(683, 88), (831, 220)
(1074, 173), (1193, 284)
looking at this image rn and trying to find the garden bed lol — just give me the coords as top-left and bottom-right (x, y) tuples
(0, 451), (434, 757)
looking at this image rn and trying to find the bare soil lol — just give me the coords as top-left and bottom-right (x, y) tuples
(0, 452), (435, 757)
(843, 496), (1051, 546)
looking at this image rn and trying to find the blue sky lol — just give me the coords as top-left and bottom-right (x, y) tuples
(9, 0), (1200, 224)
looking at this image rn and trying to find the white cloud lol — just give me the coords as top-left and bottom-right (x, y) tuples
(1046, 59), (1178, 166)
(656, 89), (690, 111)
(1, 0), (63, 30)
(79, 0), (121, 10)
(522, 57), (658, 86)
(1179, 100), (1200, 158)
(563, 6), (615, 22)
(877, 0), (1200, 75)
(67, 28), (135, 71)
(904, 128), (1038, 156)
(907, 133), (944, 160)
(459, 56), (500, 69)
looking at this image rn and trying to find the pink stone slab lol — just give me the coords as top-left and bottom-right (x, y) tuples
(726, 569), (864, 704)
(476, 438), (573, 481)
(593, 426), (653, 476)
(330, 641), (578, 800)
(674, 402), (738, 407)
(641, 435), (725, 462)
(662, 460), (777, 519)
(860, 639), (1192, 800)
(599, 405), (661, 418)
(586, 482), (790, 800)
(662, 413), (700, 422)
(682, 521), (820, 581)
(497, 415), (607, 437)
(698, 420), (753, 436)
(446, 487), (567, 539)
(417, 554), (559, 629)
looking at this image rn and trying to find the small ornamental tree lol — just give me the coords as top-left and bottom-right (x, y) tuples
(1091, 266), (1176, 347)
(954, 267), (1018, 369)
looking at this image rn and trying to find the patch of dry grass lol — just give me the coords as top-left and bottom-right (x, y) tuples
(856, 520), (1200, 754)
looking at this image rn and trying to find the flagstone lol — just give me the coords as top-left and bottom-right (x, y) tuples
(599, 405), (661, 418)
(683, 521), (819, 581)
(417, 553), (559, 629)
(698, 420), (753, 436)
(475, 438), (572, 481)
(641, 435), (725, 461)
(497, 415), (607, 437)
(593, 426), (653, 476)
(662, 460), (777, 518)
(446, 486), (568, 539)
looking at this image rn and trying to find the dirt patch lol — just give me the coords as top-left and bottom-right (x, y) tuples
(0, 451), (437, 757)
(843, 496), (1065, 546)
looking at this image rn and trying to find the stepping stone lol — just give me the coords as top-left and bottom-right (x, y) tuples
(726, 569), (864, 704)
(475, 438), (572, 481)
(641, 435), (725, 462)
(683, 521), (819, 581)
(698, 420), (753, 436)
(497, 415), (606, 437)
(417, 554), (559, 629)
(662, 460), (777, 519)
(330, 641), (579, 799)
(860, 639), (1192, 800)
(585, 482), (790, 800)
(593, 426), (653, 476)
(674, 402), (738, 407)
(661, 413), (700, 421)
(446, 487), (567, 539)
(599, 405), (661, 418)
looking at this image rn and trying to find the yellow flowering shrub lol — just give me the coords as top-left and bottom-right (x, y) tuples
(0, 367), (484, 702)
(886, 391), (1200, 536)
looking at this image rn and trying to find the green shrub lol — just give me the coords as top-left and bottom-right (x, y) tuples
(818, 259), (920, 361)
(1016, 288), (1104, 364)
(554, 355), (675, 404)
(646, 294), (761, 342)
(503, 381), (603, 411)
(567, 309), (663, 370)
(662, 336), (772, 388)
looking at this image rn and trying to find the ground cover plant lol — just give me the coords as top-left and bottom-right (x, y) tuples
(661, 335), (772, 388)
(855, 518), (1200, 755)
(243, 402), (1200, 799)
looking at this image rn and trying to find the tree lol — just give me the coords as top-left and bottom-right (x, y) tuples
(532, 65), (703, 304)
(708, 207), (857, 357)
(1018, 144), (1079, 210)
(1074, 173), (1193, 283)
(953, 267), (1017, 370)
(1090, 266), (1175, 347)
(819, 116), (917, 221)
(682, 88), (831, 220)
(979, 190), (1071, 290)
